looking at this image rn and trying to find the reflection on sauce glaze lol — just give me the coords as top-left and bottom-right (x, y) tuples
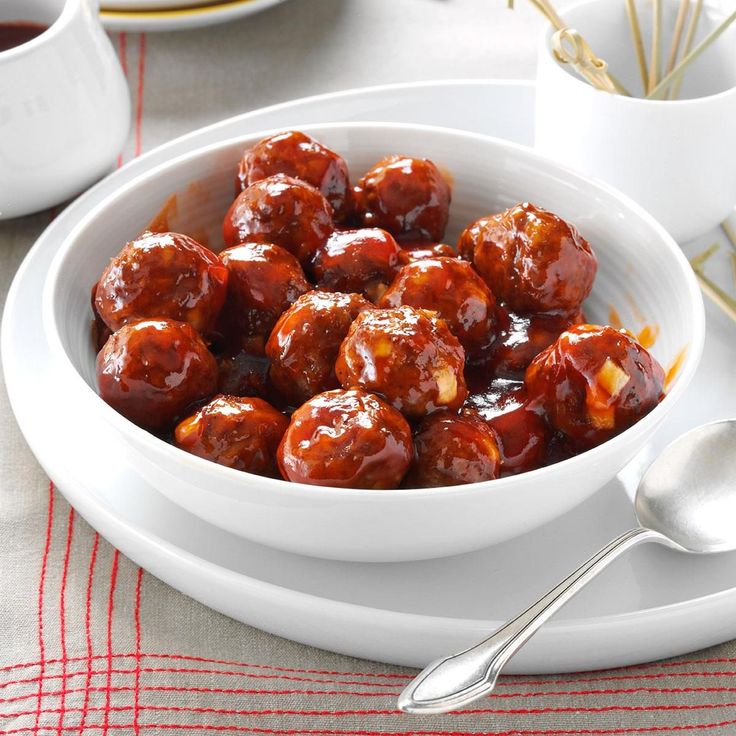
(665, 348), (687, 392)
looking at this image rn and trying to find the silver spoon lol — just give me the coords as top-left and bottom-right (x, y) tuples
(398, 419), (736, 715)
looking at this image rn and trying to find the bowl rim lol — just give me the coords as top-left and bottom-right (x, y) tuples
(42, 120), (706, 501)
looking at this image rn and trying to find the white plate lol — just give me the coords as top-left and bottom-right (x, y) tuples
(100, 0), (289, 32)
(4, 80), (736, 671)
(102, 0), (209, 10)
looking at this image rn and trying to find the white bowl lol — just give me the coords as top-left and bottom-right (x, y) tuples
(43, 122), (704, 562)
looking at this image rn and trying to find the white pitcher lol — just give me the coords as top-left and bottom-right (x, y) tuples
(0, 0), (130, 219)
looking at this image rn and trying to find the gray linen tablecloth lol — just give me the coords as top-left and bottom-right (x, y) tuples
(2, 1), (736, 733)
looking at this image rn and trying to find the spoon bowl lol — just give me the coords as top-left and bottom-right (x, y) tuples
(636, 420), (736, 554)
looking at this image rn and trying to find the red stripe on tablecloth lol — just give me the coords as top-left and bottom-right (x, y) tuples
(32, 483), (54, 735)
(133, 567), (143, 736)
(55, 507), (74, 735)
(4, 661), (736, 691)
(505, 672), (736, 687)
(0, 685), (736, 715)
(116, 32), (128, 169)
(134, 34), (147, 158)
(0, 668), (419, 690)
(5, 684), (736, 706)
(4, 653), (736, 682)
(8, 702), (736, 719)
(6, 721), (736, 735)
(103, 551), (120, 736)
(4, 701), (736, 723)
(78, 532), (100, 734)
(5, 676), (736, 701)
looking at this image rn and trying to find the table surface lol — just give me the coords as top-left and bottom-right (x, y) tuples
(2, 1), (736, 734)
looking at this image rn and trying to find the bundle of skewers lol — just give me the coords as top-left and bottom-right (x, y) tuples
(510, 0), (736, 324)
(510, 0), (736, 98)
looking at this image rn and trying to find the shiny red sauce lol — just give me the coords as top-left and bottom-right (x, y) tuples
(0, 22), (47, 53)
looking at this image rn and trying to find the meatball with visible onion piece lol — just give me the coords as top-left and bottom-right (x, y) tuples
(174, 395), (288, 476)
(458, 202), (597, 315)
(96, 318), (217, 433)
(335, 306), (467, 419)
(237, 130), (353, 223)
(525, 324), (665, 448)
(222, 174), (334, 266)
(404, 409), (501, 488)
(277, 389), (413, 489)
(378, 257), (497, 357)
(312, 228), (402, 302)
(355, 156), (451, 242)
(218, 242), (310, 352)
(265, 291), (373, 405)
(94, 231), (228, 334)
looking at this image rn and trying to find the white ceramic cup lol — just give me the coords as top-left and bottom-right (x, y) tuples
(535, 0), (736, 243)
(0, 0), (130, 220)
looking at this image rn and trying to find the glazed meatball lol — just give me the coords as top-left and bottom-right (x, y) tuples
(525, 324), (665, 448)
(485, 309), (585, 378)
(174, 395), (288, 476)
(379, 257), (497, 357)
(312, 228), (402, 302)
(218, 242), (311, 351)
(335, 306), (467, 419)
(265, 291), (373, 405)
(222, 174), (334, 265)
(475, 384), (551, 475)
(398, 241), (456, 264)
(238, 131), (353, 223)
(95, 231), (228, 334)
(356, 156), (451, 242)
(96, 318), (217, 433)
(277, 389), (413, 489)
(458, 203), (597, 315)
(404, 409), (501, 488)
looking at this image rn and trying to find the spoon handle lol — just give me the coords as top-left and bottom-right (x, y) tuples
(398, 526), (667, 715)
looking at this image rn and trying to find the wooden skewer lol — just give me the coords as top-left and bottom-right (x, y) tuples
(648, 0), (663, 94)
(664, 0), (690, 98)
(625, 0), (649, 94)
(648, 8), (736, 99)
(519, 0), (625, 94)
(722, 219), (736, 253)
(690, 244), (736, 324)
(693, 269), (736, 323)
(689, 243), (720, 271)
(731, 253), (736, 289)
(670, 0), (703, 99)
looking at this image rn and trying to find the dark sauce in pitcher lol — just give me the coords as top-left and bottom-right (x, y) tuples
(0, 22), (48, 53)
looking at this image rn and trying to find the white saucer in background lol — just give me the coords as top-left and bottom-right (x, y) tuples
(4, 80), (736, 670)
(99, 0), (289, 33)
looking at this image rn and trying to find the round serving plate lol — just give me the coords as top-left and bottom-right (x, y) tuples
(102, 0), (207, 10)
(4, 80), (736, 670)
(99, 0), (289, 32)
